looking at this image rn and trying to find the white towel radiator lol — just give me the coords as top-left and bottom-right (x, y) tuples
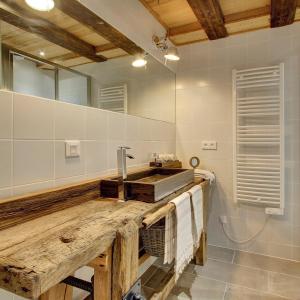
(98, 84), (127, 113)
(232, 64), (284, 215)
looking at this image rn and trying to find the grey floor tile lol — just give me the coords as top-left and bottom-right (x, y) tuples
(269, 272), (300, 300)
(207, 245), (235, 263)
(185, 259), (269, 292)
(233, 251), (300, 278)
(168, 273), (226, 300)
(224, 285), (291, 300)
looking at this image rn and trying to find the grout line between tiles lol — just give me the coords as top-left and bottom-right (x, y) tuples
(222, 283), (228, 300)
(231, 250), (236, 264)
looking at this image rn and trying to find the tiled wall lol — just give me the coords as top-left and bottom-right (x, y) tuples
(0, 90), (176, 200)
(176, 23), (300, 261)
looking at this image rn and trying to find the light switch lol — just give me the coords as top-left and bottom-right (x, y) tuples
(65, 140), (80, 158)
(202, 141), (217, 150)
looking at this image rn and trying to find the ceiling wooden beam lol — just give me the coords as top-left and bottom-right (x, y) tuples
(225, 6), (270, 23)
(271, 0), (297, 27)
(186, 0), (228, 39)
(0, 1), (106, 62)
(169, 6), (270, 37)
(55, 0), (143, 55)
(139, 0), (169, 30)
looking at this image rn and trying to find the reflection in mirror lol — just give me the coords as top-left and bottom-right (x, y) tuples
(0, 0), (176, 123)
(74, 55), (175, 123)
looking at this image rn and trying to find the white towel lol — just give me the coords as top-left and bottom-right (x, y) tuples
(164, 210), (175, 265)
(188, 185), (203, 250)
(194, 168), (216, 184)
(170, 192), (194, 280)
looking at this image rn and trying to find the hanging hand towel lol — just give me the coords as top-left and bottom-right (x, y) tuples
(188, 185), (203, 250)
(170, 192), (194, 280)
(164, 209), (175, 265)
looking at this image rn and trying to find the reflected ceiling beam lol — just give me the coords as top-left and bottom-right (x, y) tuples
(50, 43), (117, 63)
(55, 0), (143, 55)
(0, 1), (106, 62)
(271, 0), (297, 27)
(169, 6), (270, 37)
(186, 0), (228, 39)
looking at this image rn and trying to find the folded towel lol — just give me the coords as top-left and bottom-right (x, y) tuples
(188, 185), (203, 250)
(164, 210), (175, 265)
(194, 168), (216, 184)
(170, 192), (194, 280)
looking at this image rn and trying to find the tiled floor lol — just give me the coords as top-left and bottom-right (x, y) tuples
(167, 245), (300, 300)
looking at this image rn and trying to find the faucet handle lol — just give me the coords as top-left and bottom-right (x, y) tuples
(119, 146), (131, 150)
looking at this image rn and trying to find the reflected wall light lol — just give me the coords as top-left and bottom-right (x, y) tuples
(132, 54), (147, 68)
(25, 0), (55, 11)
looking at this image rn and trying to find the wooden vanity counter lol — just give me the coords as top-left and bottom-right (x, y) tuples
(0, 174), (208, 299)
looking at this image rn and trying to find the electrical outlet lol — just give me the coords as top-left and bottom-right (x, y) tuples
(219, 215), (228, 224)
(202, 141), (217, 150)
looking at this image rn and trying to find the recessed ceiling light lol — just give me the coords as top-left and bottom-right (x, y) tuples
(39, 50), (45, 57)
(164, 47), (180, 61)
(25, 0), (55, 11)
(132, 55), (147, 68)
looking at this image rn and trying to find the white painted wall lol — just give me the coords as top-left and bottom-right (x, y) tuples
(176, 23), (300, 261)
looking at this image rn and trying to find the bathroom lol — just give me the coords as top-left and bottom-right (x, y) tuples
(0, 0), (299, 299)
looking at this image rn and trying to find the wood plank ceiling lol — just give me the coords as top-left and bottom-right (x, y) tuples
(0, 0), (299, 69)
(140, 0), (300, 45)
(0, 0), (143, 68)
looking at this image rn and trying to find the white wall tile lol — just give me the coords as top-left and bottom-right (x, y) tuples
(86, 107), (108, 141)
(176, 24), (300, 261)
(55, 102), (86, 140)
(0, 91), (12, 139)
(108, 112), (125, 141)
(0, 188), (12, 200)
(13, 180), (54, 196)
(0, 141), (12, 188)
(13, 141), (54, 186)
(55, 141), (85, 179)
(0, 288), (13, 300)
(13, 94), (54, 139)
(85, 141), (107, 174)
(126, 115), (141, 141)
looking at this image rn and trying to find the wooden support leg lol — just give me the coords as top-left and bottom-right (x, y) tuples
(112, 220), (139, 300)
(195, 231), (207, 266)
(89, 247), (112, 300)
(39, 282), (73, 300)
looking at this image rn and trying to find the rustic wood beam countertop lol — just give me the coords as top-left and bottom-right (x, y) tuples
(0, 169), (206, 299)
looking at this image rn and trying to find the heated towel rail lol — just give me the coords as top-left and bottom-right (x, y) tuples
(232, 64), (284, 215)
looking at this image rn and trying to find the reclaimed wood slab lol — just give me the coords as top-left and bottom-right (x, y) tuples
(0, 176), (205, 299)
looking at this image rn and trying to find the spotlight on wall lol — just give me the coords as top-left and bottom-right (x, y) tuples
(25, 0), (55, 11)
(132, 54), (147, 68)
(153, 35), (180, 62)
(164, 47), (180, 61)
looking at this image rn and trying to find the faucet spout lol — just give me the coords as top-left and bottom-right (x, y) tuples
(117, 146), (134, 180)
(117, 146), (135, 200)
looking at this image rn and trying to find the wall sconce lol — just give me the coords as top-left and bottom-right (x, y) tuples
(153, 34), (180, 61)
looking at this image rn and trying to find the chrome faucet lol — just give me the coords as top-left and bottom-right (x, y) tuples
(117, 146), (135, 181)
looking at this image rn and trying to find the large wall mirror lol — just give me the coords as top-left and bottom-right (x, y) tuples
(0, 0), (176, 123)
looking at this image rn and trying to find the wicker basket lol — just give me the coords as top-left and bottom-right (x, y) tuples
(141, 222), (166, 257)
